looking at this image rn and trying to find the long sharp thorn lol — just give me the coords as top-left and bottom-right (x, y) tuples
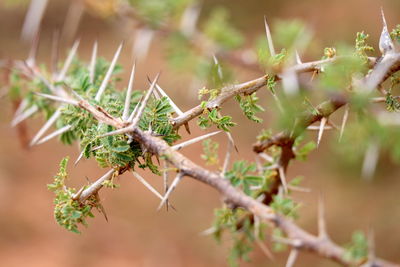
(50, 30), (60, 76)
(95, 43), (123, 101)
(74, 169), (114, 202)
(132, 171), (177, 211)
(21, 0), (48, 42)
(163, 162), (169, 211)
(131, 73), (160, 126)
(57, 39), (80, 82)
(180, 3), (201, 37)
(75, 150), (84, 166)
(286, 249), (299, 267)
(317, 117), (327, 147)
(318, 195), (329, 239)
(36, 125), (72, 145)
(30, 108), (61, 146)
(132, 171), (164, 200)
(35, 92), (78, 106)
(278, 167), (288, 194)
(256, 240), (275, 261)
(61, 0), (84, 41)
(11, 105), (38, 127)
(259, 152), (274, 163)
(295, 50), (302, 64)
(13, 99), (28, 120)
(133, 27), (154, 60)
(172, 131), (221, 151)
(75, 145), (103, 166)
(339, 105), (349, 142)
(97, 125), (134, 138)
(157, 172), (184, 211)
(89, 41), (98, 84)
(264, 15), (276, 57)
(213, 54), (223, 80)
(221, 134), (233, 175)
(128, 96), (143, 123)
(361, 141), (380, 180)
(151, 81), (183, 116)
(379, 7), (394, 55)
(27, 30), (40, 67)
(122, 61), (136, 121)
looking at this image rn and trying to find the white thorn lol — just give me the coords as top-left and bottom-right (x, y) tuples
(122, 61), (136, 121)
(30, 108), (61, 146)
(180, 3), (201, 37)
(286, 249), (299, 267)
(278, 167), (289, 194)
(213, 54), (223, 80)
(317, 117), (328, 147)
(35, 92), (78, 106)
(318, 195), (328, 239)
(339, 105), (349, 142)
(36, 125), (72, 145)
(200, 226), (217, 236)
(221, 134), (233, 175)
(21, 0), (48, 42)
(74, 169), (114, 202)
(133, 27), (154, 61)
(12, 99), (28, 121)
(89, 41), (98, 84)
(74, 145), (103, 166)
(307, 125), (333, 131)
(95, 43), (123, 101)
(295, 50), (302, 64)
(264, 15), (276, 57)
(97, 125), (134, 138)
(287, 185), (311, 193)
(154, 83), (184, 116)
(26, 31), (40, 67)
(128, 96), (143, 123)
(56, 39), (80, 82)
(131, 73), (160, 126)
(157, 172), (184, 211)
(75, 150), (84, 166)
(132, 171), (164, 200)
(163, 162), (170, 210)
(61, 0), (84, 41)
(259, 152), (274, 163)
(361, 141), (380, 180)
(172, 131), (221, 151)
(379, 8), (395, 55)
(11, 105), (38, 127)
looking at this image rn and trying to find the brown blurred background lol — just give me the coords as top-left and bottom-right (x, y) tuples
(0, 0), (399, 266)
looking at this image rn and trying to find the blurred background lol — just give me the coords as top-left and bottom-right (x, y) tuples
(0, 0), (399, 266)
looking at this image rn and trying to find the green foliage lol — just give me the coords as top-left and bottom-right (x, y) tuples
(198, 108), (236, 131)
(204, 7), (244, 50)
(390, 24), (400, 43)
(386, 92), (400, 112)
(47, 157), (95, 233)
(225, 161), (263, 196)
(320, 51), (366, 91)
(235, 93), (264, 123)
(201, 139), (219, 165)
(354, 32), (374, 61)
(212, 207), (255, 267)
(344, 231), (368, 262)
(270, 195), (299, 219)
(295, 140), (317, 161)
